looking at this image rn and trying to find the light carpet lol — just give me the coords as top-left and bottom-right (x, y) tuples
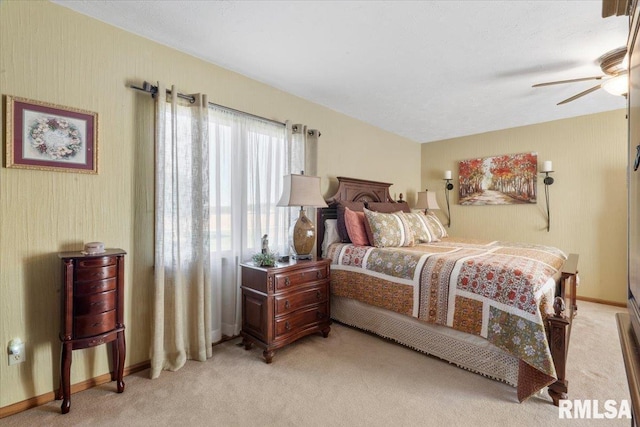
(1, 301), (630, 426)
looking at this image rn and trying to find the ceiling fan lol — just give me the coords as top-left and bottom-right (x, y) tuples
(532, 46), (628, 105)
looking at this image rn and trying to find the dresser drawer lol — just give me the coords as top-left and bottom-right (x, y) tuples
(74, 310), (116, 338)
(76, 265), (118, 282)
(274, 266), (327, 291)
(75, 277), (117, 296)
(77, 256), (116, 268)
(274, 303), (328, 339)
(274, 285), (327, 316)
(74, 290), (116, 316)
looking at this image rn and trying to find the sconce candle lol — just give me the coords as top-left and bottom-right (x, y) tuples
(542, 161), (553, 173)
(444, 170), (452, 180)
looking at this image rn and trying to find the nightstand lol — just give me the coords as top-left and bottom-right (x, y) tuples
(240, 258), (331, 363)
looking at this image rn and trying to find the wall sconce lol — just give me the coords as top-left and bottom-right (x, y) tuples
(415, 189), (440, 215)
(443, 170), (454, 228)
(541, 160), (554, 232)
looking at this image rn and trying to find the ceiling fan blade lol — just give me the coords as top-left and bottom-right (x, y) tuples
(557, 84), (602, 105)
(532, 76), (603, 88)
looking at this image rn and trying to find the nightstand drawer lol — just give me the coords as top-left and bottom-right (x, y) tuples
(274, 267), (327, 291)
(74, 310), (116, 338)
(274, 285), (327, 316)
(274, 303), (328, 339)
(75, 277), (117, 296)
(76, 265), (118, 282)
(74, 290), (116, 316)
(77, 256), (117, 268)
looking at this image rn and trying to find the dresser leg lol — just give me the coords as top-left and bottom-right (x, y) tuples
(110, 340), (118, 382)
(263, 350), (274, 364)
(116, 331), (126, 393)
(55, 344), (63, 401)
(242, 337), (253, 350)
(321, 326), (331, 338)
(60, 342), (72, 414)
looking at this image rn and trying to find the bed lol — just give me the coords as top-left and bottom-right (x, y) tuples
(316, 176), (578, 405)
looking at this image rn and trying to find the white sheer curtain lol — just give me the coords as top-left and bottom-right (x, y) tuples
(151, 85), (303, 377)
(208, 106), (294, 340)
(151, 84), (212, 378)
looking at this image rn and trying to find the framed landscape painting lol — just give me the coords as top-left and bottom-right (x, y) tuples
(459, 152), (537, 205)
(5, 96), (98, 173)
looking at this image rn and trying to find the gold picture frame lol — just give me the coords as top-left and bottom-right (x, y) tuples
(5, 95), (98, 173)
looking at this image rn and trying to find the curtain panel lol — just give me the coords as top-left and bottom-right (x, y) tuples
(151, 83), (305, 377)
(207, 106), (293, 341)
(151, 84), (212, 378)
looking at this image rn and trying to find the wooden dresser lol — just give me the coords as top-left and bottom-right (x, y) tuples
(240, 258), (331, 363)
(57, 249), (126, 414)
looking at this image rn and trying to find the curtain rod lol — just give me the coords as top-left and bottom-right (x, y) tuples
(130, 81), (286, 127)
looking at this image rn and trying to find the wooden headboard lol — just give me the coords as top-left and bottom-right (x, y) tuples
(316, 176), (399, 257)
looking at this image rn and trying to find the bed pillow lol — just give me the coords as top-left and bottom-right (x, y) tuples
(336, 201), (365, 243)
(367, 201), (411, 213)
(363, 208), (414, 248)
(403, 212), (438, 243)
(424, 211), (449, 239)
(344, 207), (370, 246)
(321, 219), (340, 257)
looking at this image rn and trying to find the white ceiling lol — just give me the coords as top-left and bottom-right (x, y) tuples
(52, 0), (629, 143)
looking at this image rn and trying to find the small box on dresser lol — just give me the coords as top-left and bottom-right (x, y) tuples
(240, 258), (331, 363)
(57, 248), (126, 414)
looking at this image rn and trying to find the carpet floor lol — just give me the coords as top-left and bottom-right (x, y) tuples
(1, 301), (630, 426)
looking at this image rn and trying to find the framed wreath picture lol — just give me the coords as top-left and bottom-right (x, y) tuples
(5, 96), (98, 173)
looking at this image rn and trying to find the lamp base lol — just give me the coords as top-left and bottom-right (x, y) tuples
(290, 208), (315, 260)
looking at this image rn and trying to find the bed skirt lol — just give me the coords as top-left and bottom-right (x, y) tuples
(331, 295), (519, 386)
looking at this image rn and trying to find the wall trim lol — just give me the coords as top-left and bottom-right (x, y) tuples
(576, 295), (626, 308)
(0, 361), (150, 419)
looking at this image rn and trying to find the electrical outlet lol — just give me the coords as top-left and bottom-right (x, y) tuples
(8, 340), (25, 366)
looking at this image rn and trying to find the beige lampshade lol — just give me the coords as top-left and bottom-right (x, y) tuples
(277, 174), (328, 208)
(415, 190), (440, 211)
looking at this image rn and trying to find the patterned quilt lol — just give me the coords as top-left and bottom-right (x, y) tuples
(326, 237), (567, 402)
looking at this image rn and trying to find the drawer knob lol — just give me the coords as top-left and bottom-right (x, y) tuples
(90, 301), (105, 307)
(284, 277), (290, 287)
(316, 271), (322, 279)
(285, 321), (291, 331)
(284, 300), (290, 309)
(316, 312), (324, 319)
(91, 322), (103, 328)
(316, 290), (321, 299)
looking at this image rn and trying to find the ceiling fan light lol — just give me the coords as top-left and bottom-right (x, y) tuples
(602, 74), (628, 96)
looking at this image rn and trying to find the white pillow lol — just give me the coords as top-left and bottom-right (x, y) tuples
(322, 219), (340, 258)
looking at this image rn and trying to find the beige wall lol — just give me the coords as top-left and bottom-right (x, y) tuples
(421, 110), (628, 304)
(0, 1), (420, 408)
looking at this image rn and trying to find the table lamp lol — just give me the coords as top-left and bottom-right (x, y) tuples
(277, 172), (328, 259)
